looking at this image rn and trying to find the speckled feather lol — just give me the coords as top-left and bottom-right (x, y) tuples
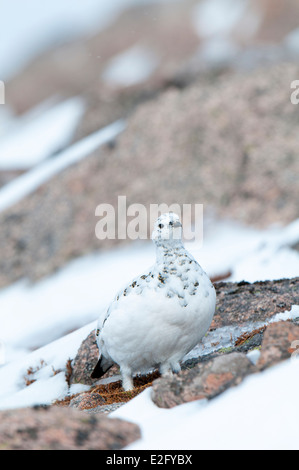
(92, 212), (216, 391)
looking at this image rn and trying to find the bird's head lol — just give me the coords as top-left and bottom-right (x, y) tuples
(152, 212), (182, 245)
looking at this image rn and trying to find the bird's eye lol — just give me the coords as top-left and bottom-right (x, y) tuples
(158, 223), (164, 229)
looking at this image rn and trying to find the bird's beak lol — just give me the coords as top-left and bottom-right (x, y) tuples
(173, 221), (182, 228)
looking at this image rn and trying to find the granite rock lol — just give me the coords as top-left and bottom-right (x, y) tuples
(257, 321), (299, 369)
(0, 406), (140, 450)
(70, 329), (120, 386)
(1, 63), (299, 288)
(70, 330), (99, 386)
(151, 352), (257, 408)
(69, 392), (106, 411)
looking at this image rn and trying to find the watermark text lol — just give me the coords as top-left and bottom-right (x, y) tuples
(290, 80), (299, 104)
(95, 197), (203, 243)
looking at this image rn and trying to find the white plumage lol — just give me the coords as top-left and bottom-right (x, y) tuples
(91, 212), (216, 390)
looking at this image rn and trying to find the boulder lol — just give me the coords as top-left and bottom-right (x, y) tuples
(257, 320), (299, 369)
(70, 330), (99, 386)
(0, 406), (140, 450)
(151, 352), (257, 408)
(70, 329), (119, 386)
(69, 392), (106, 411)
(213, 277), (299, 328)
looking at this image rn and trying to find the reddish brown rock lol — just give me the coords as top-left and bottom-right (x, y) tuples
(70, 330), (99, 386)
(151, 352), (257, 408)
(257, 321), (299, 370)
(70, 329), (119, 385)
(213, 278), (299, 328)
(69, 278), (299, 388)
(0, 406), (140, 450)
(69, 392), (106, 410)
(1, 63), (299, 289)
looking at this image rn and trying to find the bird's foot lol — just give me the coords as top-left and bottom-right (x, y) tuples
(121, 367), (134, 391)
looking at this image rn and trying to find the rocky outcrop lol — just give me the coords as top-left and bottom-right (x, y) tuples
(1, 62), (299, 288)
(257, 320), (299, 369)
(68, 277), (299, 412)
(69, 393), (106, 411)
(151, 318), (299, 408)
(70, 329), (119, 386)
(70, 277), (299, 384)
(70, 330), (100, 386)
(2, 0), (299, 450)
(151, 352), (257, 408)
(213, 277), (299, 328)
(0, 405), (140, 450)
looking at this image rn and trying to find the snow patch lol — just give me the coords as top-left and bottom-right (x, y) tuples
(102, 44), (159, 87)
(284, 27), (299, 55)
(0, 119), (125, 213)
(0, 243), (154, 364)
(121, 358), (299, 450)
(1, 0), (181, 81)
(188, 218), (299, 282)
(192, 0), (249, 38)
(0, 97), (85, 170)
(0, 321), (95, 409)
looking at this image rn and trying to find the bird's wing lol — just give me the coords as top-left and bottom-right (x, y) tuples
(96, 264), (156, 337)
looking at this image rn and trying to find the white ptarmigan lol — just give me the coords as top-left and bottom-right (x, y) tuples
(91, 212), (216, 390)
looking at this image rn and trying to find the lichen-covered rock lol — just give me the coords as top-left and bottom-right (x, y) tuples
(69, 392), (106, 410)
(151, 352), (257, 408)
(0, 406), (140, 450)
(213, 278), (299, 328)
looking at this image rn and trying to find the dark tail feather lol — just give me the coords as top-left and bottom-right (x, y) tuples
(91, 355), (114, 379)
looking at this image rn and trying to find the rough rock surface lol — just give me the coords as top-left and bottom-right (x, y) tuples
(90, 62), (299, 229)
(1, 63), (299, 288)
(213, 277), (299, 328)
(152, 318), (299, 408)
(151, 352), (257, 408)
(257, 321), (299, 369)
(81, 402), (126, 415)
(69, 393), (106, 411)
(70, 277), (299, 390)
(2, 0), (299, 448)
(70, 330), (100, 386)
(0, 406), (140, 450)
(70, 329), (119, 386)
